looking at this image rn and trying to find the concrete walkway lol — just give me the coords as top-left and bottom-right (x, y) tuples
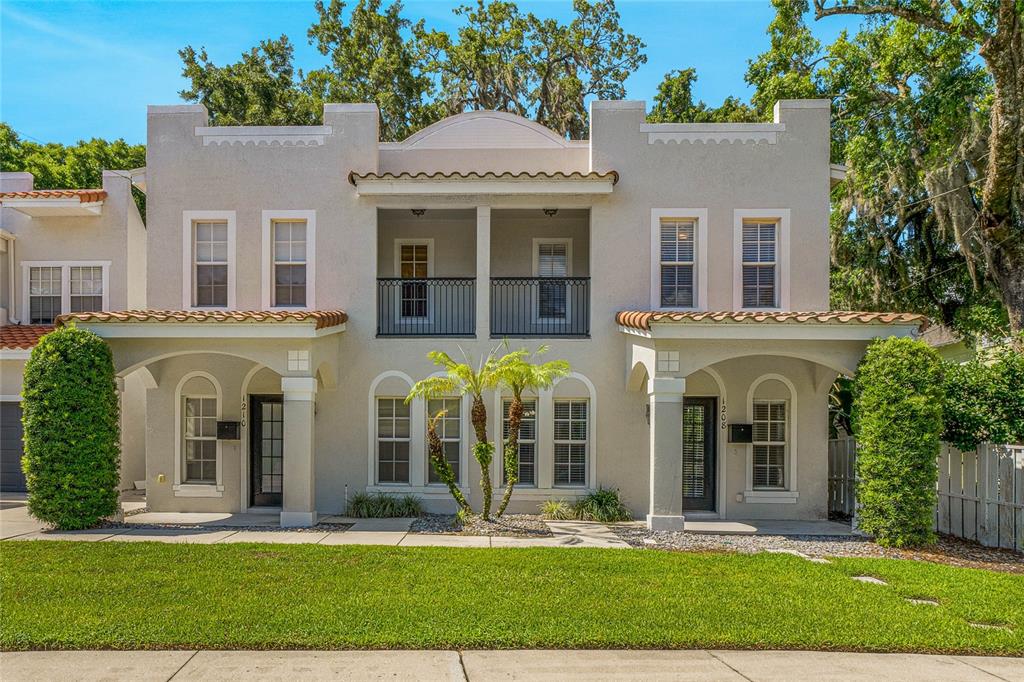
(1, 649), (1021, 681)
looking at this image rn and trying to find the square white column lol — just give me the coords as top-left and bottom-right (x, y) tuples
(476, 206), (491, 340)
(647, 376), (686, 531)
(280, 376), (317, 528)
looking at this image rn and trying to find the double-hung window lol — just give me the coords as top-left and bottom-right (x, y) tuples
(752, 400), (786, 489)
(182, 396), (218, 484)
(502, 398), (537, 486)
(660, 219), (695, 307)
(193, 221), (229, 307)
(272, 220), (307, 307)
(553, 399), (587, 487)
(741, 220), (778, 308)
(427, 398), (461, 484)
(377, 398), (410, 483)
(26, 263), (107, 324)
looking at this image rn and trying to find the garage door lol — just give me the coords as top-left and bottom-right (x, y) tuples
(0, 402), (26, 492)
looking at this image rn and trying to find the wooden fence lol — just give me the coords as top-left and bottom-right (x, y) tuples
(828, 437), (1024, 552)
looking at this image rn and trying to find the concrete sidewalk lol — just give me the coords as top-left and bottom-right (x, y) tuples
(1, 649), (1021, 681)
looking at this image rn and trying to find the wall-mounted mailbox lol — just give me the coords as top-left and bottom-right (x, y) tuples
(728, 423), (752, 444)
(217, 421), (241, 440)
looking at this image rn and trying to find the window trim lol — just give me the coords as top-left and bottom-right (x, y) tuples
(532, 237), (573, 323)
(182, 210), (236, 310)
(743, 373), (798, 503)
(21, 260), (111, 324)
(732, 209), (790, 311)
(650, 209), (708, 311)
(261, 210), (316, 310)
(173, 370), (224, 497)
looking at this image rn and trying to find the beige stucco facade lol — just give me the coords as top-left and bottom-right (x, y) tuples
(8, 100), (921, 527)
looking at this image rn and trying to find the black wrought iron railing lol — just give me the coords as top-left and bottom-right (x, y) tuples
(490, 277), (590, 337)
(377, 278), (475, 337)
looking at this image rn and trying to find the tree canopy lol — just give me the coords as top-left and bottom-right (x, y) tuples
(0, 124), (145, 190)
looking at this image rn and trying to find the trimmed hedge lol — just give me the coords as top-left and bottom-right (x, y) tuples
(21, 326), (120, 529)
(852, 337), (943, 548)
(943, 346), (1024, 450)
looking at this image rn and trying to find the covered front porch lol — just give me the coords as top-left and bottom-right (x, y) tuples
(58, 309), (347, 527)
(618, 310), (923, 531)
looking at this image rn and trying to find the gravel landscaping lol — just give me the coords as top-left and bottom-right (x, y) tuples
(613, 525), (1024, 574)
(411, 513), (552, 537)
(98, 520), (355, 533)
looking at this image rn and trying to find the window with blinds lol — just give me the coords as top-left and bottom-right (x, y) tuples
(553, 399), (587, 486)
(536, 242), (569, 319)
(427, 398), (461, 484)
(660, 219), (695, 307)
(272, 220), (307, 307)
(681, 401), (706, 498)
(502, 398), (537, 485)
(741, 220), (777, 308)
(752, 400), (786, 489)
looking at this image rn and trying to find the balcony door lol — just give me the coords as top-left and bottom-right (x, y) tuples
(533, 239), (571, 321)
(396, 240), (432, 321)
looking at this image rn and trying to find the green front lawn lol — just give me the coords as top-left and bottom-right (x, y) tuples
(1, 542), (1021, 654)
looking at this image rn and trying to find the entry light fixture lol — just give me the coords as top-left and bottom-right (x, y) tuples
(411, 208), (426, 216)
(543, 208), (558, 217)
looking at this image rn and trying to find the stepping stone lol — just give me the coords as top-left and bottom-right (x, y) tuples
(906, 598), (939, 606)
(968, 622), (1012, 631)
(765, 548), (831, 564)
(852, 575), (887, 585)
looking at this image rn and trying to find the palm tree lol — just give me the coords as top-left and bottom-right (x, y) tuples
(494, 345), (570, 517)
(407, 346), (504, 519)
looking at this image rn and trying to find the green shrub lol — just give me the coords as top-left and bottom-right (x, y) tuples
(538, 499), (574, 520)
(347, 492), (422, 518)
(852, 337), (943, 548)
(942, 346), (1024, 450)
(21, 326), (120, 530)
(571, 488), (633, 522)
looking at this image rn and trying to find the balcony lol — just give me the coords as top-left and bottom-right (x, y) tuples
(490, 277), (590, 338)
(376, 278), (475, 337)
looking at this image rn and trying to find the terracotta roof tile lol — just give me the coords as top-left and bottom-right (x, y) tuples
(349, 170), (619, 185)
(0, 189), (107, 203)
(57, 310), (348, 330)
(616, 310), (927, 331)
(0, 325), (55, 350)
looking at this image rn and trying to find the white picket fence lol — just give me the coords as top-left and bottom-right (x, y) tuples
(828, 437), (1024, 552)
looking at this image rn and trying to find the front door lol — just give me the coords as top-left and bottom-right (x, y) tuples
(681, 397), (716, 511)
(250, 395), (284, 507)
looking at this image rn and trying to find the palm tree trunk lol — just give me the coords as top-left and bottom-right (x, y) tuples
(496, 395), (523, 517)
(426, 418), (470, 512)
(470, 394), (493, 519)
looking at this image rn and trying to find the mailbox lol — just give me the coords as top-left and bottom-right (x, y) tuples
(217, 421), (241, 440)
(728, 423), (753, 444)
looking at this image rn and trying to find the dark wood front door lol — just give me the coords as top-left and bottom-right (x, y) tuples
(681, 397), (716, 511)
(250, 395), (284, 507)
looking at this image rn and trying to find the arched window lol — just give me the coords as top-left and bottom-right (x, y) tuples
(174, 371), (224, 497)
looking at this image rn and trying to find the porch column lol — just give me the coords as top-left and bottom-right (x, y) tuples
(476, 206), (491, 340)
(280, 377), (317, 528)
(648, 376), (685, 531)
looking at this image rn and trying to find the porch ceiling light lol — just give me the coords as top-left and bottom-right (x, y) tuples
(411, 208), (425, 216)
(543, 208), (558, 217)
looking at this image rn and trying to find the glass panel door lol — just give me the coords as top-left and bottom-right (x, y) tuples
(250, 395), (284, 507)
(681, 397), (716, 511)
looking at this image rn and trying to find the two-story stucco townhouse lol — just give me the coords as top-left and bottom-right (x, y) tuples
(0, 170), (147, 493)
(20, 98), (922, 530)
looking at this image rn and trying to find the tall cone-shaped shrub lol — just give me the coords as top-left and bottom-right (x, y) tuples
(21, 326), (121, 529)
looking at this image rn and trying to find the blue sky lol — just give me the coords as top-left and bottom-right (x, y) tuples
(1, 1), (859, 145)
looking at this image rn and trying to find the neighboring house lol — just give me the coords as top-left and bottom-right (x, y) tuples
(50, 99), (922, 529)
(0, 171), (147, 493)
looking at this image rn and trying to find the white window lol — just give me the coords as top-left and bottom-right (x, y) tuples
(262, 210), (316, 309)
(272, 220), (307, 307)
(502, 398), (537, 486)
(534, 239), (570, 320)
(741, 220), (778, 308)
(23, 261), (110, 324)
(28, 267), (61, 324)
(427, 398), (461, 484)
(70, 266), (104, 313)
(660, 219), (695, 308)
(182, 396), (218, 484)
(377, 398), (410, 483)
(553, 399), (587, 487)
(650, 209), (707, 310)
(193, 221), (229, 307)
(752, 400), (786, 489)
